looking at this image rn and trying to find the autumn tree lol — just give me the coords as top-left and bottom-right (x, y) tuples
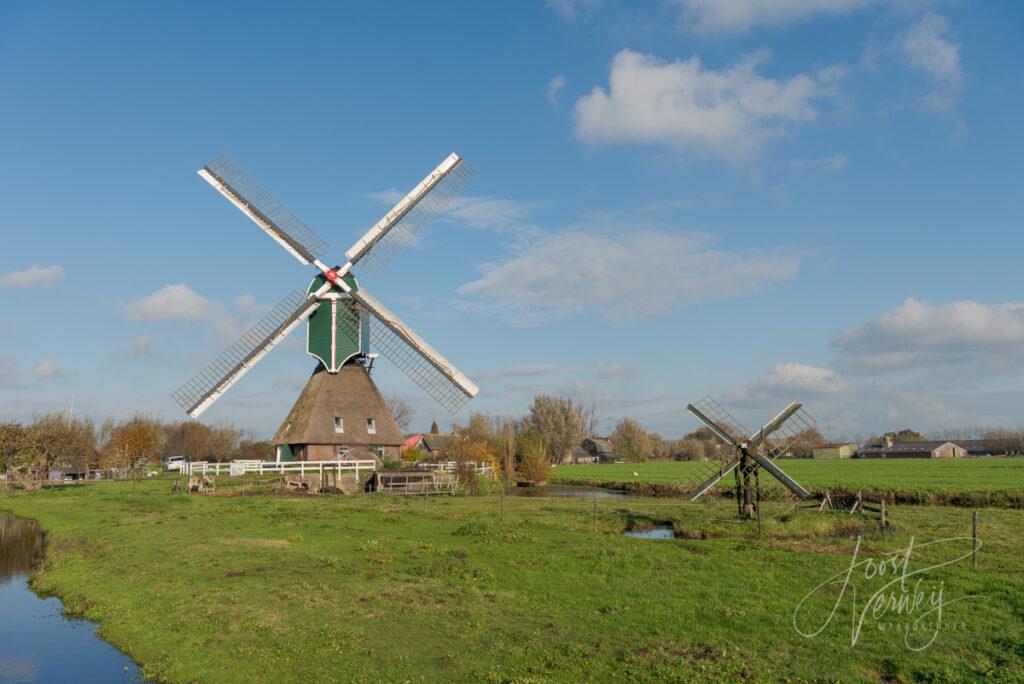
(609, 418), (652, 463)
(0, 422), (26, 472)
(18, 413), (98, 472)
(102, 417), (161, 468)
(526, 395), (585, 464)
(676, 438), (707, 461)
(885, 428), (924, 443)
(515, 428), (550, 483)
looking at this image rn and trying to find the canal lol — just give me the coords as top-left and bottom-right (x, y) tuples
(0, 513), (142, 683)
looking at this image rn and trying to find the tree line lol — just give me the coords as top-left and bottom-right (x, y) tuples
(1, 413), (272, 474)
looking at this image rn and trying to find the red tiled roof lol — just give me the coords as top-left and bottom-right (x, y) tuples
(401, 434), (424, 451)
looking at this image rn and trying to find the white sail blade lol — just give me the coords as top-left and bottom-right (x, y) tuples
(748, 452), (812, 499)
(345, 153), (475, 276)
(340, 287), (478, 412)
(199, 154), (329, 265)
(172, 291), (318, 418)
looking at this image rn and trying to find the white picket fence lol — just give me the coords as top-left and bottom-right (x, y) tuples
(413, 461), (494, 476)
(182, 459), (376, 479)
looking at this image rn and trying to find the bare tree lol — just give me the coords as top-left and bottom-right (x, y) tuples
(385, 394), (415, 432)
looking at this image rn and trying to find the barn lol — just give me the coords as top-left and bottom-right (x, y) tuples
(858, 438), (966, 459)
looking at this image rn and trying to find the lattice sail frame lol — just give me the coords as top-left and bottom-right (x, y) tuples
(681, 396), (817, 510)
(335, 301), (472, 413)
(203, 154), (330, 263)
(172, 291), (313, 415)
(354, 160), (476, 276)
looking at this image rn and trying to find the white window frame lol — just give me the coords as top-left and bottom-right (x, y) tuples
(366, 418), (377, 435)
(334, 416), (344, 434)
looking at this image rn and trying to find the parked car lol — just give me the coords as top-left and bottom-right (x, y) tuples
(164, 456), (188, 472)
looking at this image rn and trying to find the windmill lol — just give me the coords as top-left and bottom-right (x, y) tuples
(683, 396), (816, 518)
(171, 152), (479, 460)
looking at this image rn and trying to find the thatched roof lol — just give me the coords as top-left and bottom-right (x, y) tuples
(271, 364), (405, 447)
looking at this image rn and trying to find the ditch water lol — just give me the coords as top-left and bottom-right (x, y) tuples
(512, 485), (628, 499)
(0, 513), (142, 683)
(623, 525), (677, 539)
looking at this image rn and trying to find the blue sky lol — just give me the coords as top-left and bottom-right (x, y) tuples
(1, 1), (1022, 439)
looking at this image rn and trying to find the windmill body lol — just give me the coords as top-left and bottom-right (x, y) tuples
(173, 152), (479, 464)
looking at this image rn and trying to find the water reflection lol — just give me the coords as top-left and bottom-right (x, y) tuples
(512, 485), (628, 499)
(0, 513), (143, 683)
(0, 514), (45, 580)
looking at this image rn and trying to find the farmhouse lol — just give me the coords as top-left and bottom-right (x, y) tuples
(812, 442), (858, 459)
(858, 437), (966, 459)
(271, 365), (404, 464)
(563, 438), (615, 464)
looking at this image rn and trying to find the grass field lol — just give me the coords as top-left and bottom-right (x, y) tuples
(553, 458), (1024, 506)
(2, 480), (1023, 682)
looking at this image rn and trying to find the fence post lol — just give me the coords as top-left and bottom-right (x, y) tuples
(880, 499), (887, 527)
(972, 510), (978, 569)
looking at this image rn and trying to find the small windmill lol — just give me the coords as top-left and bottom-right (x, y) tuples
(172, 153), (479, 451)
(683, 396), (815, 518)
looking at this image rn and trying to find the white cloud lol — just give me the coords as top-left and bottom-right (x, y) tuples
(124, 283), (211, 321)
(547, 0), (601, 21)
(730, 362), (849, 405)
(547, 75), (567, 106)
(573, 49), (844, 159)
(898, 13), (963, 110)
(131, 335), (153, 357)
(835, 298), (1024, 375)
(0, 264), (63, 288)
(447, 196), (538, 233)
(791, 154), (848, 172)
(33, 360), (65, 379)
(674, 0), (882, 34)
(369, 191), (537, 239)
(458, 229), (799, 324)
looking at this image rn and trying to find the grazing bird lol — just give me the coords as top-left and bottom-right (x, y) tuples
(633, 471), (639, 477)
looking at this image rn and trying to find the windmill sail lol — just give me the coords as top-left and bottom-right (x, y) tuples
(335, 287), (478, 413)
(172, 291), (317, 418)
(346, 154), (475, 276)
(199, 154), (330, 265)
(681, 396), (816, 503)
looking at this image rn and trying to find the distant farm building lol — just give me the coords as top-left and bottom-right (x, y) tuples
(271, 365), (404, 464)
(859, 438), (966, 459)
(955, 439), (1023, 456)
(563, 437), (615, 464)
(812, 442), (859, 459)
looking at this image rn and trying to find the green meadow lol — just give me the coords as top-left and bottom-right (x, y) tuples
(554, 457), (1024, 506)
(3, 479), (1023, 683)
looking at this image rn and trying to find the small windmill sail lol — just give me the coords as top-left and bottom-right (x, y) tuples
(682, 396), (815, 517)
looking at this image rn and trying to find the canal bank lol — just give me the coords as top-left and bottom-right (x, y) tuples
(0, 514), (142, 683)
